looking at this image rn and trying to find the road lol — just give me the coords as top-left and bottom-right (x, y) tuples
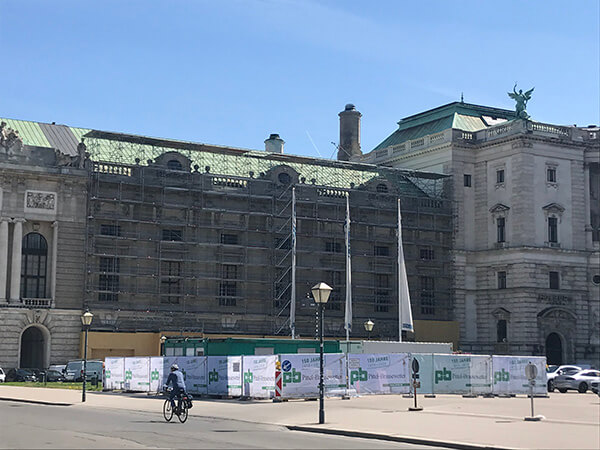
(0, 401), (435, 449)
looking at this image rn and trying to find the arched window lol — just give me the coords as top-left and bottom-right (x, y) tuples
(376, 183), (388, 193)
(167, 159), (183, 171)
(21, 233), (48, 298)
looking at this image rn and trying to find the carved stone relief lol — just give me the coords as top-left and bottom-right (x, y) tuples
(25, 190), (57, 211)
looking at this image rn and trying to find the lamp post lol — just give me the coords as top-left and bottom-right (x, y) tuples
(81, 310), (93, 403)
(160, 335), (167, 356)
(364, 319), (374, 340)
(311, 282), (332, 425)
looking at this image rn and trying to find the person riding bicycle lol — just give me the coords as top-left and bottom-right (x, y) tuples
(165, 364), (186, 413)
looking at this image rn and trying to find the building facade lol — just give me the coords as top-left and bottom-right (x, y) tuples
(362, 101), (600, 365)
(0, 113), (455, 368)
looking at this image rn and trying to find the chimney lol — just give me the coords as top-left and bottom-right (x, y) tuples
(265, 134), (284, 154)
(338, 103), (362, 161)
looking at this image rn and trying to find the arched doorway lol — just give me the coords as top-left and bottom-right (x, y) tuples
(546, 333), (563, 365)
(20, 326), (46, 369)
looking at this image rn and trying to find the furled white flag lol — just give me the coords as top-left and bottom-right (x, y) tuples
(344, 193), (352, 338)
(290, 187), (297, 338)
(398, 198), (413, 341)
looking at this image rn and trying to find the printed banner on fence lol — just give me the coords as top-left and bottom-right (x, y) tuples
(346, 353), (410, 394)
(207, 356), (242, 396)
(411, 353), (434, 394)
(492, 356), (547, 395)
(278, 353), (346, 398)
(242, 355), (277, 398)
(124, 357), (151, 392)
(432, 354), (491, 394)
(104, 357), (125, 390)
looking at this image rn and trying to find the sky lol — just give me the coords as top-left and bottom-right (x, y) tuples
(1, 0), (598, 159)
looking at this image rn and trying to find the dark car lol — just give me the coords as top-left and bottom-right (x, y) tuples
(6, 368), (37, 382)
(44, 369), (66, 382)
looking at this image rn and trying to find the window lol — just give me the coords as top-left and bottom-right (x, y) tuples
(99, 257), (119, 301)
(420, 248), (435, 260)
(420, 276), (435, 315)
(497, 271), (507, 289)
(222, 264), (238, 279)
(278, 172), (291, 184)
(547, 167), (557, 183)
(219, 282), (237, 306)
(464, 174), (472, 187)
(374, 246), (389, 257)
(20, 233), (48, 298)
(160, 261), (181, 304)
(167, 159), (183, 171)
(220, 233), (238, 245)
(497, 319), (507, 342)
(325, 293), (342, 311)
(100, 224), (120, 236)
(325, 241), (342, 253)
(496, 169), (505, 184)
(549, 271), (560, 290)
(375, 292), (390, 312)
(548, 217), (558, 243)
(376, 183), (388, 193)
(497, 217), (506, 243)
(162, 229), (182, 241)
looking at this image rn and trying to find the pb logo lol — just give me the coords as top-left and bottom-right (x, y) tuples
(125, 369), (132, 381)
(244, 370), (254, 384)
(208, 369), (219, 383)
(282, 368), (302, 386)
(494, 369), (510, 384)
(434, 367), (452, 384)
(350, 368), (368, 385)
(105, 369), (111, 379)
(151, 369), (159, 381)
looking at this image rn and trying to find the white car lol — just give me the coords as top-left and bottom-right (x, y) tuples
(553, 369), (600, 393)
(0, 367), (5, 383)
(546, 365), (581, 392)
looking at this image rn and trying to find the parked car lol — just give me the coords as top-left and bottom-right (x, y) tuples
(44, 369), (66, 382)
(591, 380), (599, 396)
(553, 369), (600, 393)
(64, 360), (104, 382)
(546, 365), (581, 392)
(5, 368), (37, 382)
(0, 367), (5, 383)
(48, 364), (66, 374)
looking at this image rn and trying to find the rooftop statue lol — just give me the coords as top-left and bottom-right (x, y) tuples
(508, 83), (534, 119)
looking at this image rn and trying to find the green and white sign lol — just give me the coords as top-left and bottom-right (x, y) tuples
(124, 357), (151, 391)
(347, 353), (410, 395)
(207, 356), (242, 396)
(104, 357), (125, 390)
(278, 353), (346, 398)
(242, 355), (277, 398)
(492, 356), (547, 395)
(432, 354), (491, 395)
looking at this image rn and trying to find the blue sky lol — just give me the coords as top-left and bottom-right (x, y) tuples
(1, 0), (598, 158)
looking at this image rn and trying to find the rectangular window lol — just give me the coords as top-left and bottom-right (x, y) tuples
(497, 271), (507, 289)
(549, 271), (560, 290)
(464, 174), (472, 187)
(376, 274), (389, 288)
(497, 320), (507, 342)
(496, 169), (505, 184)
(374, 245), (389, 257)
(548, 217), (558, 243)
(160, 261), (181, 304)
(161, 229), (182, 241)
(98, 257), (119, 302)
(547, 167), (557, 183)
(375, 291), (390, 312)
(222, 264), (238, 279)
(220, 233), (238, 245)
(325, 292), (342, 311)
(497, 217), (506, 243)
(420, 276), (435, 315)
(100, 224), (120, 236)
(325, 241), (342, 253)
(419, 248), (435, 260)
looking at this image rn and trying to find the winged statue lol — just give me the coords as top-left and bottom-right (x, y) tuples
(508, 84), (534, 119)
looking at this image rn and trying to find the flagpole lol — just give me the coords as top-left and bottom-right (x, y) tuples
(398, 198), (402, 342)
(290, 186), (297, 339)
(344, 193), (352, 342)
(397, 198), (414, 343)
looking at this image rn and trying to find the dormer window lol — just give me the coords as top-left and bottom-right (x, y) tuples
(376, 183), (388, 193)
(167, 160), (183, 171)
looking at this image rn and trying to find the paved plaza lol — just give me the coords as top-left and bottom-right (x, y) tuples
(0, 385), (598, 449)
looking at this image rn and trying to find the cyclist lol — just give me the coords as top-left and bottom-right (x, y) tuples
(165, 364), (186, 413)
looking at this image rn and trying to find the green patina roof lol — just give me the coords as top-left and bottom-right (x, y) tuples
(372, 102), (516, 151)
(1, 118), (52, 148)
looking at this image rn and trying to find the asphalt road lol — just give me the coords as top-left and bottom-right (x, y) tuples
(0, 401), (435, 449)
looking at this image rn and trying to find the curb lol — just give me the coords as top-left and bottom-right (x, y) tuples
(0, 397), (73, 407)
(286, 425), (511, 450)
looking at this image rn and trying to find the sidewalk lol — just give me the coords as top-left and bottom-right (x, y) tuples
(1, 385), (598, 449)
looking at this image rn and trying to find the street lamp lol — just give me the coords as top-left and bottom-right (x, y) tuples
(81, 310), (93, 403)
(311, 282), (332, 425)
(364, 319), (375, 340)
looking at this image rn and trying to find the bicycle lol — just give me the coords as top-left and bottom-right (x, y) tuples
(162, 387), (189, 423)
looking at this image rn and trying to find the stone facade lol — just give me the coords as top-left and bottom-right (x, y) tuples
(364, 103), (600, 365)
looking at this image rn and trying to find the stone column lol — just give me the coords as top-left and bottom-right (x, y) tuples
(51, 221), (58, 307)
(0, 219), (8, 303)
(9, 218), (25, 303)
(584, 163), (593, 248)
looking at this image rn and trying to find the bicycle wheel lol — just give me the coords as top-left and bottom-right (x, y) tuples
(163, 399), (173, 422)
(177, 403), (188, 423)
